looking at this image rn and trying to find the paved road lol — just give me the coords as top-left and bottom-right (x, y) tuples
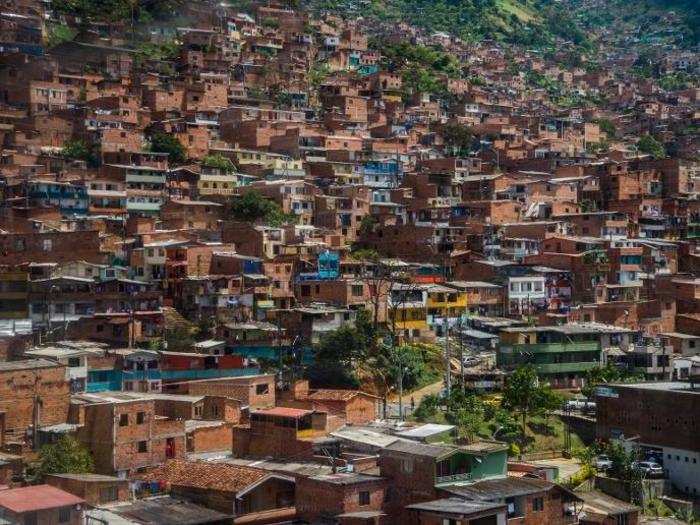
(385, 380), (446, 419)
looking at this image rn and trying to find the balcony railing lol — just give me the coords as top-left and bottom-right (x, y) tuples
(436, 472), (472, 484)
(506, 341), (600, 354)
(535, 361), (599, 374)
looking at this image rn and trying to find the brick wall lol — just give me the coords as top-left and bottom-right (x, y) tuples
(378, 451), (438, 525)
(187, 423), (232, 454)
(296, 476), (385, 522)
(597, 385), (699, 452)
(45, 475), (129, 506)
(0, 230), (104, 265)
(0, 362), (70, 439)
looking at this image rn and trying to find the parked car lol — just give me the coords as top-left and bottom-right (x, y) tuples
(632, 461), (664, 478)
(462, 355), (481, 367)
(564, 399), (596, 412)
(594, 455), (613, 471)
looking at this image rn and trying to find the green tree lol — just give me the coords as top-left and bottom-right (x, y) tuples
(307, 323), (369, 388)
(202, 154), (235, 173)
(597, 118), (616, 138)
(226, 190), (296, 227)
(500, 365), (559, 445)
(62, 139), (99, 166)
(165, 323), (195, 352)
(637, 134), (666, 159)
(37, 436), (94, 479)
(414, 393), (440, 421)
(442, 123), (474, 155)
(581, 364), (642, 400)
(445, 390), (485, 443)
(149, 132), (186, 164)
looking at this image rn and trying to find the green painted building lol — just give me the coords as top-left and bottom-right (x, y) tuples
(497, 323), (634, 388)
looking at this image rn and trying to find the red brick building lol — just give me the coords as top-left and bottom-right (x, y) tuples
(296, 472), (386, 523)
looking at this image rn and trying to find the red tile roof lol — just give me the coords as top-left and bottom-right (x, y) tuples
(255, 407), (312, 418)
(135, 460), (267, 492)
(0, 485), (84, 513)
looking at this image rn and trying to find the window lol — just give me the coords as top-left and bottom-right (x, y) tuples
(532, 497), (544, 512)
(256, 383), (270, 395)
(100, 486), (118, 503)
(616, 514), (629, 525)
(359, 491), (370, 506)
(119, 414), (129, 426)
(24, 512), (37, 525)
(67, 357), (81, 367)
(58, 507), (71, 523)
(42, 239), (53, 251)
(351, 284), (363, 297)
(136, 412), (145, 424)
(138, 441), (148, 453)
(442, 520), (458, 525)
(401, 459), (413, 473)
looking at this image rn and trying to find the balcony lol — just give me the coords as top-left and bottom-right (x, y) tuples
(122, 369), (161, 380)
(436, 472), (472, 485)
(535, 361), (599, 374)
(507, 341), (600, 354)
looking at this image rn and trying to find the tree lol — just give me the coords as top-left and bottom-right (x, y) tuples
(597, 118), (616, 138)
(306, 323), (369, 389)
(226, 190), (296, 227)
(500, 365), (558, 445)
(637, 134), (666, 160)
(62, 139), (99, 167)
(202, 154), (235, 173)
(442, 123), (474, 156)
(581, 364), (642, 400)
(149, 132), (186, 164)
(37, 435), (94, 479)
(445, 389), (485, 443)
(351, 250), (396, 331)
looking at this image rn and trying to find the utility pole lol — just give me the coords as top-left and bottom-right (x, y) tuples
(397, 348), (404, 421)
(444, 315), (451, 394)
(459, 317), (465, 391)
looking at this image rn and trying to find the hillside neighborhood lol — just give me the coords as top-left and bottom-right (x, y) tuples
(0, 0), (698, 523)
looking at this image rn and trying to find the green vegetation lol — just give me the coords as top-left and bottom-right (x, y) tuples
(313, 0), (590, 49)
(441, 123), (475, 156)
(597, 118), (616, 138)
(414, 385), (580, 453)
(37, 436), (94, 480)
(149, 132), (186, 164)
(52, 0), (183, 28)
(637, 134), (666, 159)
(46, 24), (77, 48)
(261, 16), (280, 28)
(659, 71), (696, 91)
(136, 40), (181, 62)
(501, 365), (563, 445)
(202, 154), (235, 173)
(226, 190), (297, 226)
(581, 364), (643, 399)
(306, 309), (442, 404)
(372, 40), (462, 97)
(307, 323), (369, 388)
(61, 139), (100, 167)
(308, 62), (331, 88)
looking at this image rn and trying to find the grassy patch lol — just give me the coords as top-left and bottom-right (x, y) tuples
(496, 0), (535, 22)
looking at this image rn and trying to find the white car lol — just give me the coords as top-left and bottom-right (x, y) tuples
(594, 455), (613, 471)
(632, 461), (664, 478)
